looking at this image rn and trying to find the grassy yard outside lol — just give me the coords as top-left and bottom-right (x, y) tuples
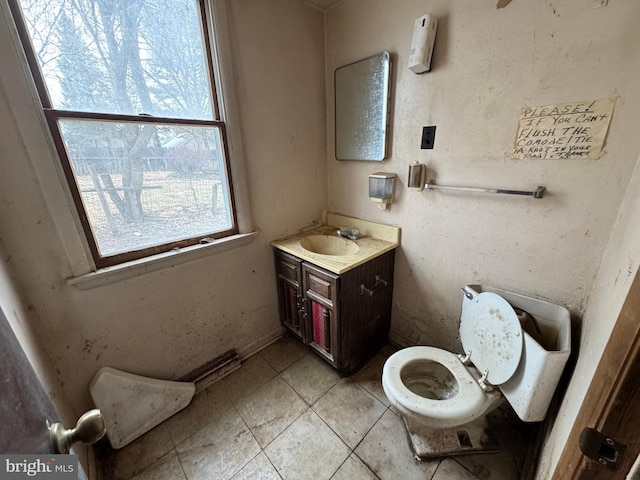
(77, 171), (230, 256)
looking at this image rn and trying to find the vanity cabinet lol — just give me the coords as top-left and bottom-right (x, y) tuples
(274, 248), (395, 374)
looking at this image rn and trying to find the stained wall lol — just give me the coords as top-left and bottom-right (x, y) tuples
(0, 0), (327, 417)
(324, 1), (640, 476)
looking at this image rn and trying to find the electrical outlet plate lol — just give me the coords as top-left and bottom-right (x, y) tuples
(421, 126), (436, 149)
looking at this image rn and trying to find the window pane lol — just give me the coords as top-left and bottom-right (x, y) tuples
(58, 119), (233, 257)
(19, 0), (214, 120)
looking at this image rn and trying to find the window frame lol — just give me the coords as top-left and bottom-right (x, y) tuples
(8, 0), (240, 269)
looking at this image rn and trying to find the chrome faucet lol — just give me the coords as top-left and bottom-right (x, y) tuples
(336, 226), (360, 240)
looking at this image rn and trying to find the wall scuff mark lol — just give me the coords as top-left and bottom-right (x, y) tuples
(496, 0), (513, 9)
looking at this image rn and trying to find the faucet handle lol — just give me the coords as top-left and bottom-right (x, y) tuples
(351, 228), (360, 239)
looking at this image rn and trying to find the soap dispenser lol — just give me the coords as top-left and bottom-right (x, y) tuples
(369, 172), (396, 209)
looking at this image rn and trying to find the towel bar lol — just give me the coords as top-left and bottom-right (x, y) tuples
(425, 183), (546, 199)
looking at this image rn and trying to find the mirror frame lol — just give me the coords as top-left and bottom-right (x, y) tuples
(335, 51), (391, 161)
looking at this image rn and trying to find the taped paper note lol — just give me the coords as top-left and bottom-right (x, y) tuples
(512, 98), (615, 160)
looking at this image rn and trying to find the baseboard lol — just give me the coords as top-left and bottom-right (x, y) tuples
(236, 325), (286, 360)
(182, 326), (286, 395)
(178, 349), (242, 394)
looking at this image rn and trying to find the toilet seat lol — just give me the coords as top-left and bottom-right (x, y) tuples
(460, 292), (523, 385)
(383, 346), (496, 427)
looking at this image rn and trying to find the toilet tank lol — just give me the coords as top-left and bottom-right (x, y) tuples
(464, 285), (571, 422)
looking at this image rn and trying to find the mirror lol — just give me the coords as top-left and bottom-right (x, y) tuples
(335, 51), (391, 161)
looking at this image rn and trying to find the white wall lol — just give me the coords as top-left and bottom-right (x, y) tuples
(537, 153), (640, 477)
(325, 0), (640, 348)
(325, 1), (640, 477)
(0, 0), (327, 415)
(0, 243), (74, 429)
(0, 237), (99, 472)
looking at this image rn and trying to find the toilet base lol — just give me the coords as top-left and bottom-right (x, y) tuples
(402, 415), (499, 460)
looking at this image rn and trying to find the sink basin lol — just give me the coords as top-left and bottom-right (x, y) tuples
(299, 235), (359, 256)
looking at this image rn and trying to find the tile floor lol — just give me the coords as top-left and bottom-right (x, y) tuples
(98, 336), (536, 480)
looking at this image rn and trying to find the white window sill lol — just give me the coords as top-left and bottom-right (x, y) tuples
(66, 232), (258, 290)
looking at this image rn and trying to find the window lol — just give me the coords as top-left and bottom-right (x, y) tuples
(10, 0), (238, 268)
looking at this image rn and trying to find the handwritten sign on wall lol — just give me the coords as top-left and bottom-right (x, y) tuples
(512, 98), (615, 160)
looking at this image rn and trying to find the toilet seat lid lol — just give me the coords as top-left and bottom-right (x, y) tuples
(460, 291), (523, 385)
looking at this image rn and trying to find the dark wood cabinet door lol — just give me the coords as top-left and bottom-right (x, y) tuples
(275, 251), (305, 340)
(302, 263), (340, 367)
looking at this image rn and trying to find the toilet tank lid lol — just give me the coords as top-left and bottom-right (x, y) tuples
(460, 292), (523, 385)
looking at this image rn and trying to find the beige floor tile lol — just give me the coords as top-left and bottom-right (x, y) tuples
(105, 424), (174, 480)
(280, 353), (340, 404)
(259, 336), (308, 372)
(313, 378), (386, 449)
(331, 454), (378, 480)
(236, 376), (308, 447)
(351, 344), (398, 407)
(219, 354), (278, 404)
(165, 381), (233, 445)
(131, 450), (186, 480)
(98, 347), (534, 480)
(231, 452), (282, 480)
(433, 459), (478, 480)
(355, 410), (440, 480)
(176, 408), (261, 480)
(265, 409), (350, 480)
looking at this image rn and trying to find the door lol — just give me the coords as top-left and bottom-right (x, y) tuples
(553, 268), (640, 479)
(0, 305), (60, 454)
(0, 304), (88, 478)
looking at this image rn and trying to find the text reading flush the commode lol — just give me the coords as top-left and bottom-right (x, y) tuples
(512, 98), (615, 160)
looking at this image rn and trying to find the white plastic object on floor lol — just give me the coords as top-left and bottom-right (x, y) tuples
(89, 367), (195, 449)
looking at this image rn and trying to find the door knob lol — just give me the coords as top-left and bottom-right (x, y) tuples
(49, 409), (106, 454)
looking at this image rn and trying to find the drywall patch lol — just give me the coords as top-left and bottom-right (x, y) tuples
(511, 98), (615, 160)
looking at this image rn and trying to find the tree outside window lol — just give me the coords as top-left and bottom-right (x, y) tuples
(11, 0), (238, 267)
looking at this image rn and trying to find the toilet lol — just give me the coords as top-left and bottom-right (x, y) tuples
(382, 285), (571, 459)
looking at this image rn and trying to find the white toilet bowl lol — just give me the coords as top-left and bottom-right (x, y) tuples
(381, 285), (571, 459)
(382, 346), (503, 429)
